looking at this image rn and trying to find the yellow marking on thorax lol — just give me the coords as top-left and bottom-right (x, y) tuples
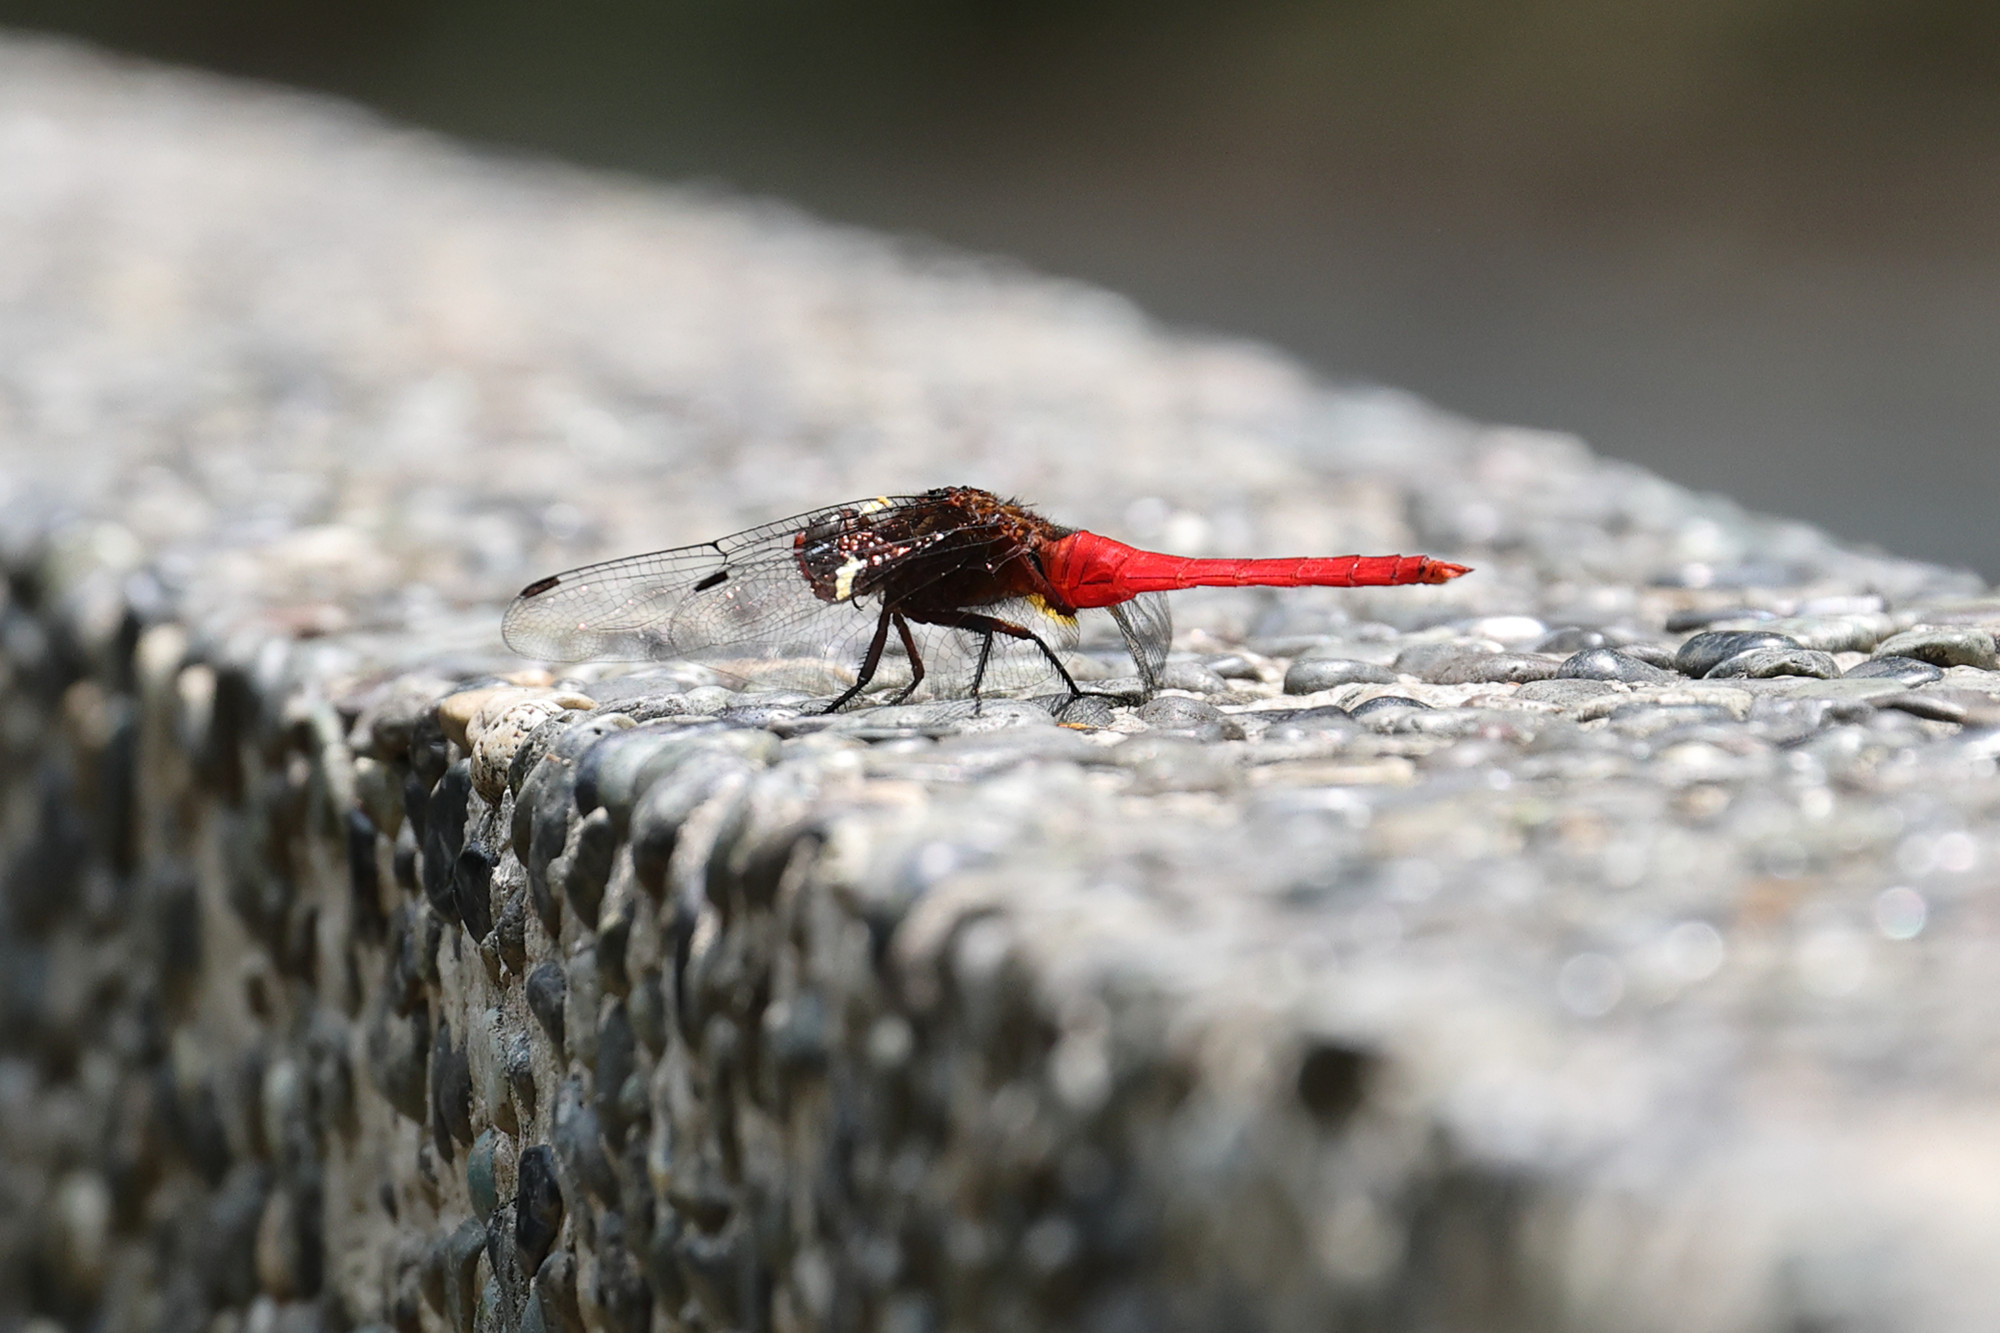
(1026, 593), (1078, 627)
(833, 554), (868, 601)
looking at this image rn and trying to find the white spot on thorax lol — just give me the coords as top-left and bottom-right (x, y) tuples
(834, 554), (867, 601)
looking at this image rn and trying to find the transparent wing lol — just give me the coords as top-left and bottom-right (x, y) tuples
(1109, 592), (1171, 692)
(502, 497), (928, 662)
(501, 495), (1086, 703)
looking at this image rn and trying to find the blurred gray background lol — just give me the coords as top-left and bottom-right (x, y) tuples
(4, 0), (1996, 575)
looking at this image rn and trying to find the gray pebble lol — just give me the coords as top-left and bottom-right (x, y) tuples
(1704, 646), (1840, 679)
(574, 727), (689, 833)
(629, 752), (758, 895)
(1844, 655), (1945, 685)
(1283, 658), (1395, 693)
(1516, 678), (1620, 706)
(514, 1144), (564, 1277)
(1618, 642), (1678, 669)
(451, 846), (494, 942)
(561, 808), (616, 925)
(718, 703), (807, 728)
(1607, 703), (1738, 739)
(1256, 705), (1358, 741)
(1425, 652), (1560, 685)
(594, 1000), (639, 1146)
(1675, 630), (1801, 678)
(1202, 654), (1264, 680)
(1872, 626), (1998, 671)
(1557, 647), (1677, 684)
(525, 963), (566, 1051)
(370, 1006), (431, 1125)
(1393, 641), (1492, 677)
(675, 1226), (747, 1328)
(422, 761), (474, 925)
(505, 1033), (537, 1122)
(1532, 626), (1610, 653)
(1050, 695), (1116, 728)
(441, 1218), (486, 1333)
(494, 888), (527, 975)
(467, 1129), (499, 1217)
(1877, 692), (1969, 723)
(430, 1020), (474, 1156)
(1349, 695), (1431, 720)
(1156, 660), (1229, 694)
(1103, 735), (1239, 793)
(1665, 606), (1776, 632)
(552, 1076), (618, 1203)
(1136, 696), (1244, 741)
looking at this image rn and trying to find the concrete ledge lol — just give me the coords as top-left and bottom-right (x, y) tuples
(4, 35), (1999, 1333)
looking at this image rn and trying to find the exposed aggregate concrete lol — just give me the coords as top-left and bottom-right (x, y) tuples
(5, 35), (2000, 1333)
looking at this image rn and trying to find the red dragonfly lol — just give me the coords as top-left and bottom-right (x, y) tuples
(503, 486), (1469, 711)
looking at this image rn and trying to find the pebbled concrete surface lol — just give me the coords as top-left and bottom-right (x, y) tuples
(4, 34), (2000, 1333)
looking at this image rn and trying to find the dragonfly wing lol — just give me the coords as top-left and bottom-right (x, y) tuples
(502, 492), (1016, 665)
(503, 490), (1082, 702)
(503, 537), (854, 663)
(1109, 592), (1171, 692)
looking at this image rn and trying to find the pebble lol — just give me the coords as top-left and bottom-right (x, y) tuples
(1674, 631), (1801, 678)
(1703, 646), (1841, 680)
(1532, 627), (1610, 654)
(429, 1021), (474, 1156)
(1665, 607), (1776, 632)
(1349, 695), (1431, 720)
(629, 751), (759, 894)
(1050, 695), (1116, 728)
(1256, 706), (1358, 742)
(422, 762), (475, 925)
(551, 1076), (618, 1203)
(1103, 735), (1239, 793)
(1872, 626), (1998, 672)
(1515, 678), (1619, 706)
(593, 1000), (640, 1146)
(1845, 655), (1945, 685)
(346, 810), (386, 942)
(1618, 643), (1679, 669)
(495, 888), (528, 975)
(1201, 654), (1265, 681)
(1757, 615), (1892, 653)
(466, 693), (594, 803)
(1425, 653), (1560, 685)
(514, 1144), (564, 1276)
(526, 962), (566, 1050)
(1156, 661), (1229, 694)
(440, 1218), (487, 1333)
(561, 808), (617, 925)
(371, 1007), (431, 1125)
(1135, 696), (1243, 741)
(1283, 658), (1395, 693)
(1606, 703), (1739, 739)
(1556, 647), (1677, 684)
(1392, 641), (1496, 678)
(451, 846), (495, 942)
(467, 1129), (500, 1217)
(574, 727), (698, 834)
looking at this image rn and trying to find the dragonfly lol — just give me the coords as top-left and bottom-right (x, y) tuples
(502, 486), (1470, 711)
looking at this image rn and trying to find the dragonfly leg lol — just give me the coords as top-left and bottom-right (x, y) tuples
(886, 612), (927, 705)
(968, 630), (996, 712)
(919, 610), (1084, 707)
(822, 601), (897, 713)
